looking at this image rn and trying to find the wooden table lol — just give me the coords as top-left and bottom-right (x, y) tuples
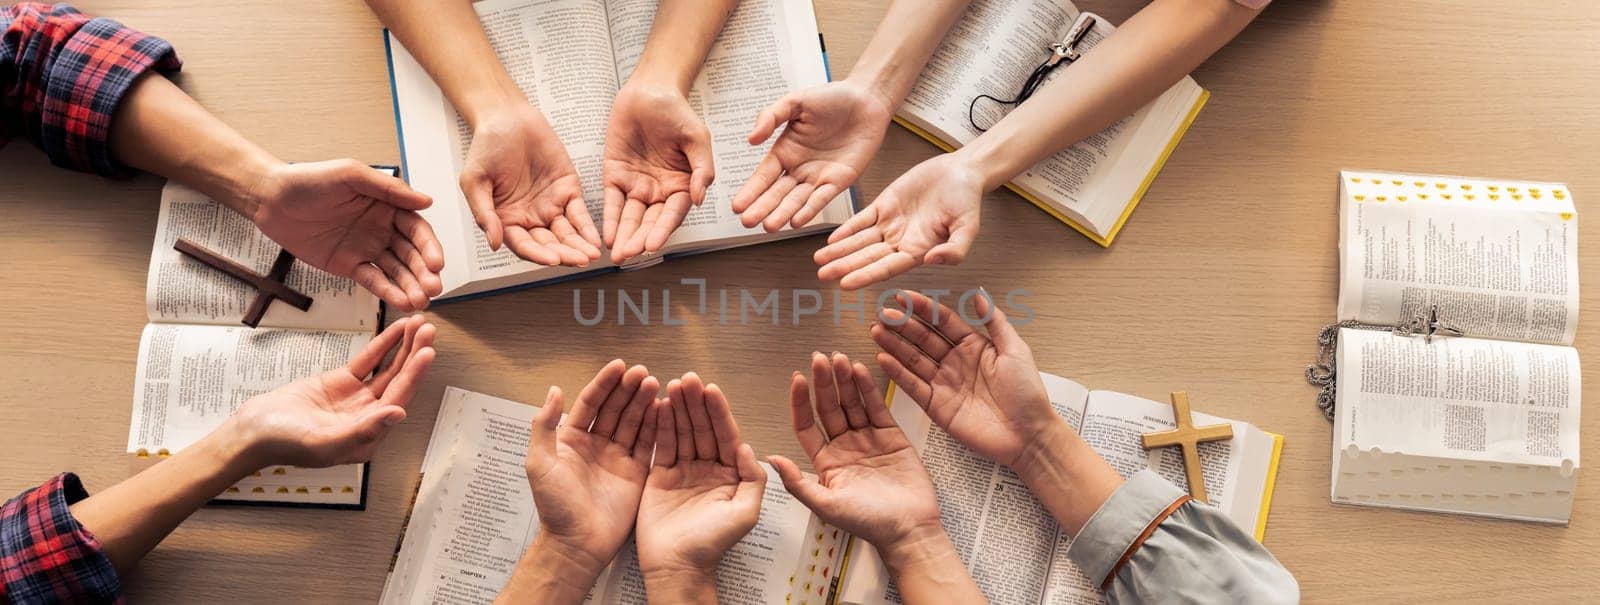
(2, 0), (1596, 602)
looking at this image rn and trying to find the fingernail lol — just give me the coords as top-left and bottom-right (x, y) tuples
(383, 415), (401, 426)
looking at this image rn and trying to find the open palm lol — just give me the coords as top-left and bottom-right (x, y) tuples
(460, 105), (602, 267)
(814, 154), (986, 290)
(233, 316), (436, 468)
(871, 291), (1055, 468)
(769, 353), (941, 547)
(525, 360), (658, 565)
(733, 81), (892, 232)
(602, 85), (714, 263)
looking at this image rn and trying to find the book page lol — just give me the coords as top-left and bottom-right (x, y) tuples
(126, 323), (371, 454)
(1335, 329), (1580, 467)
(1337, 171), (1580, 346)
(608, 0), (850, 247)
(146, 181), (379, 332)
(840, 375), (1088, 605)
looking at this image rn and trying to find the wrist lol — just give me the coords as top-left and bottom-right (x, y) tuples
(641, 565), (719, 603)
(195, 417), (270, 482)
(529, 533), (611, 582)
(1011, 418), (1078, 484)
(841, 72), (899, 119)
(625, 62), (696, 97)
(951, 137), (1016, 193)
(458, 83), (533, 130)
(206, 144), (283, 223)
(875, 520), (955, 573)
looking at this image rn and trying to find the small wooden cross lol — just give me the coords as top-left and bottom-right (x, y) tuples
(1141, 391), (1233, 503)
(174, 238), (313, 328)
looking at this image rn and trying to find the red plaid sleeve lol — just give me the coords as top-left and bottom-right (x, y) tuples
(0, 474), (121, 604)
(1, 2), (182, 177)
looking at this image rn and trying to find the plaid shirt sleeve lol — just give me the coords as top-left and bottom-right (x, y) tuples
(1, 2), (182, 177)
(0, 474), (121, 604)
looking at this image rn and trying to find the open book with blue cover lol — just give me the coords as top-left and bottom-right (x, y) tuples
(384, 0), (854, 302)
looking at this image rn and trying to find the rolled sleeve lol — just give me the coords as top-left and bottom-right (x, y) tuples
(0, 473), (122, 604)
(1067, 470), (1299, 604)
(1, 3), (182, 177)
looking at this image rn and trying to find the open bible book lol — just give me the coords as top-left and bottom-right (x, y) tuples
(894, 0), (1207, 247)
(382, 387), (848, 605)
(385, 0), (854, 302)
(835, 373), (1281, 605)
(125, 178), (386, 509)
(1331, 170), (1581, 523)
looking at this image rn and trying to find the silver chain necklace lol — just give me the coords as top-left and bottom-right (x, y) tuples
(1305, 305), (1464, 421)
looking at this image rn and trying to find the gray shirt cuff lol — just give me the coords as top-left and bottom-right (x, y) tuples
(1066, 469), (1186, 585)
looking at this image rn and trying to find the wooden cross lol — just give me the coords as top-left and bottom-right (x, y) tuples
(1141, 391), (1233, 503)
(174, 238), (313, 328)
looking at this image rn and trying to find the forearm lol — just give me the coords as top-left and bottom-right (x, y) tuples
(641, 568), (719, 604)
(961, 0), (1262, 190)
(877, 525), (986, 605)
(107, 73), (280, 220)
(846, 0), (973, 109)
(627, 0), (738, 93)
(67, 418), (263, 577)
(494, 535), (608, 605)
(1012, 420), (1124, 536)
(364, 0), (525, 125)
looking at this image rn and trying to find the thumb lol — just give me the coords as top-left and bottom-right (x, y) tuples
(733, 443), (768, 512)
(685, 131), (716, 205)
(748, 93), (801, 146)
(767, 455), (832, 514)
(325, 404), (405, 464)
(349, 165), (433, 211)
(528, 387), (563, 472)
(974, 288), (1024, 354)
(460, 170), (504, 250)
(924, 213), (978, 266)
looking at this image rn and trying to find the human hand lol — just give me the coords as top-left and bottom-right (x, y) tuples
(813, 153), (986, 290)
(602, 83), (714, 263)
(231, 315), (436, 468)
(732, 80), (892, 232)
(460, 105), (603, 267)
(524, 360), (659, 570)
(769, 352), (944, 549)
(636, 373), (766, 590)
(248, 160), (445, 311)
(871, 290), (1062, 469)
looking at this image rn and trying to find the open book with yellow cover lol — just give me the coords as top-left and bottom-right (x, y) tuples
(833, 371), (1282, 605)
(894, 0), (1208, 247)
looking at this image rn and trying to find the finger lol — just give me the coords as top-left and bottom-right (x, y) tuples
(376, 323), (436, 407)
(742, 175), (797, 230)
(552, 214), (601, 261)
(924, 214), (978, 266)
(628, 387), (660, 463)
(831, 353), (870, 430)
(810, 352), (849, 439)
(564, 197), (603, 254)
(975, 289), (1026, 354)
(526, 386), (564, 477)
(390, 233), (442, 299)
(854, 361), (896, 428)
(504, 226), (562, 266)
(789, 183), (841, 228)
(570, 359), (627, 431)
(369, 315), (421, 393)
(620, 202), (661, 261)
(704, 383), (741, 468)
(876, 351), (933, 410)
(671, 385), (695, 462)
(375, 250), (429, 311)
(611, 199), (648, 263)
(871, 322), (940, 383)
(899, 290), (976, 344)
(349, 163), (432, 210)
(732, 443), (767, 513)
(345, 316), (412, 377)
(529, 226), (589, 266)
(594, 364), (649, 438)
(840, 250), (920, 291)
(768, 455), (832, 513)
(763, 182), (815, 233)
(748, 93), (800, 146)
(395, 211), (445, 273)
(734, 152), (785, 216)
(826, 204), (878, 245)
(681, 373), (717, 461)
(341, 404), (407, 455)
(352, 262), (410, 310)
(603, 185), (625, 248)
(813, 225), (882, 267)
(879, 307), (953, 361)
(685, 133), (715, 205)
(613, 375), (659, 450)
(817, 241), (893, 283)
(460, 171), (503, 250)
(787, 371), (826, 458)
(644, 193), (691, 252)
(652, 400), (677, 468)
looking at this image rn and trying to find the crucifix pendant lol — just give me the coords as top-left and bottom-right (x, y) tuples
(1140, 391), (1233, 503)
(174, 238), (314, 328)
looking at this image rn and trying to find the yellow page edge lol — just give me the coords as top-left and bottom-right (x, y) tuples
(1255, 432), (1284, 542)
(889, 88), (1209, 248)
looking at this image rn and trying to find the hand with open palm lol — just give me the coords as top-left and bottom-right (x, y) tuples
(231, 315), (437, 468)
(636, 373), (766, 591)
(869, 290), (1058, 468)
(732, 80), (892, 232)
(814, 153), (986, 290)
(460, 105), (603, 268)
(602, 83), (715, 263)
(524, 360), (659, 570)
